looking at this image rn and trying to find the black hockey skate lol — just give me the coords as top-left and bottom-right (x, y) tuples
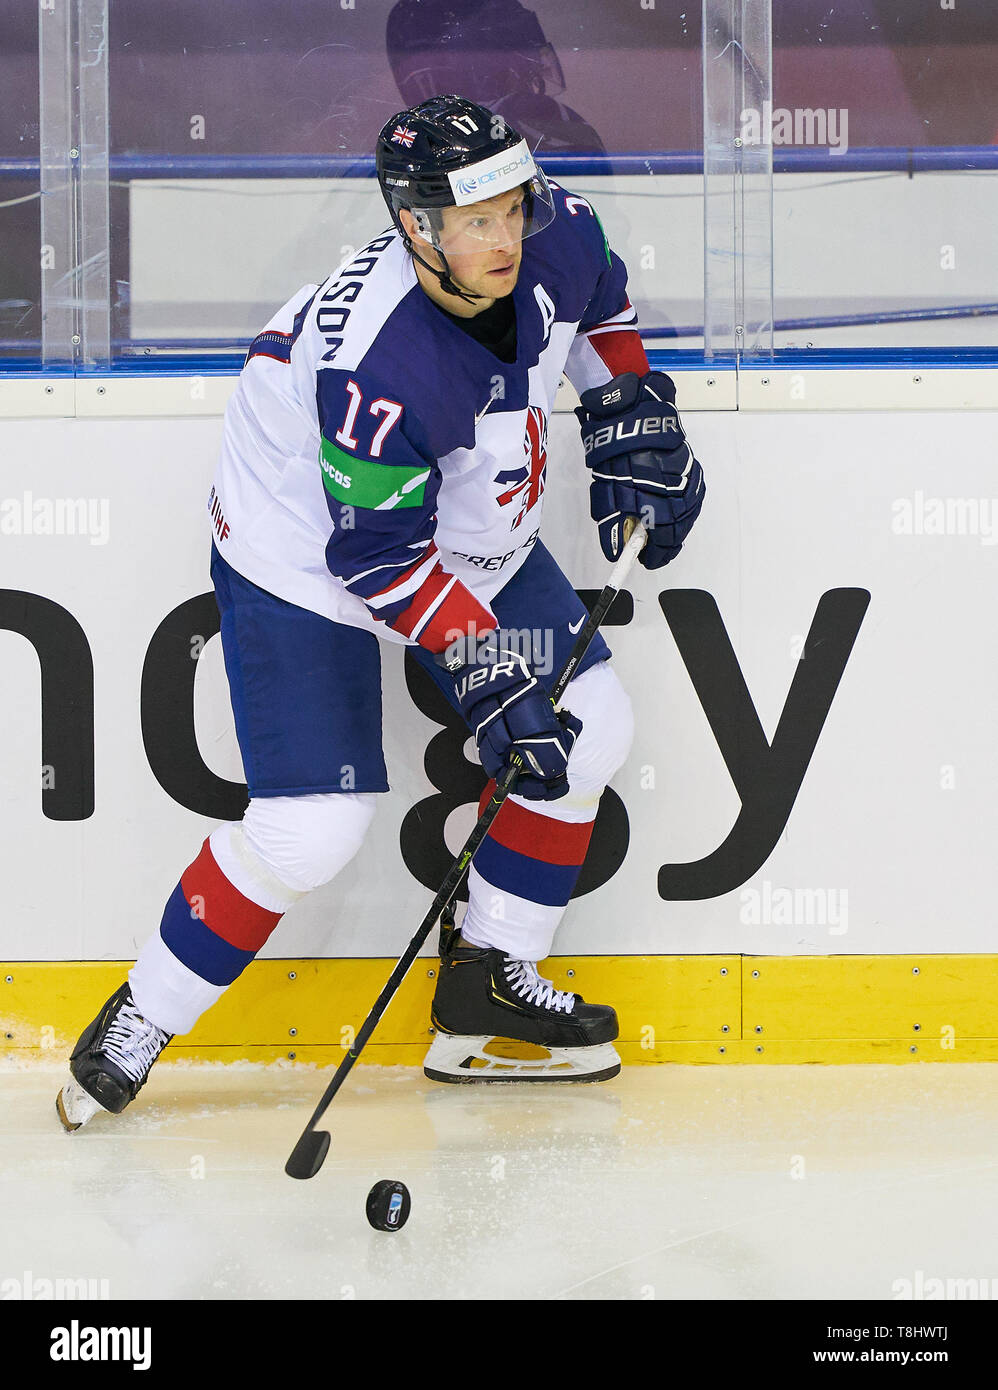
(425, 931), (621, 1084)
(55, 983), (173, 1131)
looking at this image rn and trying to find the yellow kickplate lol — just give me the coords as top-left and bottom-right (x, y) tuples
(0, 955), (739, 1060)
(743, 955), (998, 1054)
(2, 954), (997, 1065)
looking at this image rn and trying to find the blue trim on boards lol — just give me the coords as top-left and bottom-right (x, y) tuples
(3, 348), (997, 379)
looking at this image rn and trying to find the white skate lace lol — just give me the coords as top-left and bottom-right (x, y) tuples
(101, 1001), (171, 1083)
(503, 959), (576, 1014)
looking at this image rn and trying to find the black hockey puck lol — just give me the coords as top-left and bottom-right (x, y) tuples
(365, 1180), (410, 1232)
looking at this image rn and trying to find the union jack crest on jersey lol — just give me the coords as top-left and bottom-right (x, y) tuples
(495, 406), (548, 529)
(391, 126), (417, 148)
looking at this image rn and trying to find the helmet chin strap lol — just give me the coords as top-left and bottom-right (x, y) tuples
(404, 236), (487, 307)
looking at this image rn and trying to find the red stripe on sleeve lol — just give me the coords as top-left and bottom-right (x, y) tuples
(415, 582), (497, 652)
(589, 327), (650, 379)
(393, 574), (496, 652)
(390, 564), (452, 637)
(477, 779), (595, 866)
(180, 839), (283, 952)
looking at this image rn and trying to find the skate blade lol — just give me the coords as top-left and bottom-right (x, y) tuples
(424, 1033), (621, 1084)
(55, 1076), (103, 1132)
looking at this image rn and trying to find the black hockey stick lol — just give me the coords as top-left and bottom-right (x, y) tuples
(285, 519), (647, 1179)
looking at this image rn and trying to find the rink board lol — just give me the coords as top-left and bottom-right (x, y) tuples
(4, 955), (998, 1066)
(1, 390), (997, 1063)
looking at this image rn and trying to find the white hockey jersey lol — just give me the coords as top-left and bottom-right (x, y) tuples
(209, 179), (649, 652)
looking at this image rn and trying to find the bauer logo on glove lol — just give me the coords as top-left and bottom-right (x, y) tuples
(438, 631), (582, 802)
(576, 370), (706, 571)
(581, 411), (683, 455)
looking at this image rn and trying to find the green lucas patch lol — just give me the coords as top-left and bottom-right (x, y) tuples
(320, 436), (430, 510)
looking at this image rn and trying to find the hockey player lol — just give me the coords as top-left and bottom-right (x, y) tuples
(57, 96), (704, 1129)
(385, 0), (610, 160)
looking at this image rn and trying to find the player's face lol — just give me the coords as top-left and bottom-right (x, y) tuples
(419, 189), (525, 299)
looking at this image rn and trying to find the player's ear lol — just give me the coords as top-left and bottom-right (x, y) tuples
(400, 207), (437, 258)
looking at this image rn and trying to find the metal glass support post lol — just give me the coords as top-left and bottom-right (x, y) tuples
(702, 0), (774, 362)
(77, 0), (110, 369)
(737, 0), (773, 358)
(38, 0), (76, 366)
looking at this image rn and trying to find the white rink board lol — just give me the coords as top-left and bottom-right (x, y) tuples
(0, 407), (996, 960)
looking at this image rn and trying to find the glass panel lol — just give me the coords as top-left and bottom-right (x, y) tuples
(103, 0), (705, 361)
(1, 1), (49, 362)
(772, 0), (998, 352)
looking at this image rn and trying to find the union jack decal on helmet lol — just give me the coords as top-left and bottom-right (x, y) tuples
(391, 125), (418, 148)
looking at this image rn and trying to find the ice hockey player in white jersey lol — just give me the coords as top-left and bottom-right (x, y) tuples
(56, 95), (705, 1129)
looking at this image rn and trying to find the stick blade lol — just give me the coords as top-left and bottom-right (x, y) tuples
(285, 1127), (331, 1180)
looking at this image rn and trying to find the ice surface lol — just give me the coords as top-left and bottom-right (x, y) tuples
(2, 1061), (997, 1301)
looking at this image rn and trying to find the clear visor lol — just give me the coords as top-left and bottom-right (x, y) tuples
(408, 170), (556, 255)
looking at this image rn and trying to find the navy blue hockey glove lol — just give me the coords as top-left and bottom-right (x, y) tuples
(437, 633), (582, 801)
(576, 370), (705, 570)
